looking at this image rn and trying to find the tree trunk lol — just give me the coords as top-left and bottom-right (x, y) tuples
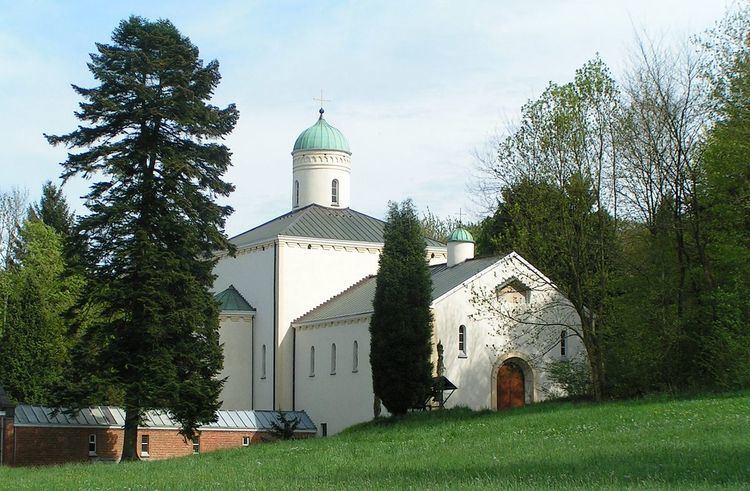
(121, 407), (140, 461)
(581, 318), (606, 402)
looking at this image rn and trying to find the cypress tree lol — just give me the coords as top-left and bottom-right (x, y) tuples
(369, 200), (433, 415)
(45, 16), (238, 460)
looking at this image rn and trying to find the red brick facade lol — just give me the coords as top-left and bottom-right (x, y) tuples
(1, 416), (312, 467)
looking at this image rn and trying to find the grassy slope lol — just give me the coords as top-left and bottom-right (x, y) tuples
(2, 392), (749, 490)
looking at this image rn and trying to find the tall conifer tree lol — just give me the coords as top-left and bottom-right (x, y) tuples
(46, 16), (238, 460)
(370, 200), (433, 415)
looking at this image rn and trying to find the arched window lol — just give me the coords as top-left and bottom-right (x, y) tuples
(560, 330), (567, 357)
(261, 344), (267, 379)
(330, 343), (337, 374)
(331, 179), (339, 206)
(352, 340), (359, 373)
(310, 346), (315, 376)
(458, 325), (467, 357)
(294, 180), (300, 207)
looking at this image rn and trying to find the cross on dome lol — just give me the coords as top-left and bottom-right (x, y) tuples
(313, 89), (330, 118)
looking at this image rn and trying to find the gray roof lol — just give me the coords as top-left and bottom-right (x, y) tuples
(215, 285), (255, 312)
(230, 204), (445, 248)
(294, 255), (503, 325)
(13, 405), (316, 432)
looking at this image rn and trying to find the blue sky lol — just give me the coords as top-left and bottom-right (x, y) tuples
(0, 1), (730, 235)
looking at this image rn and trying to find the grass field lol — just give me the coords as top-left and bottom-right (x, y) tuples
(1, 392), (749, 490)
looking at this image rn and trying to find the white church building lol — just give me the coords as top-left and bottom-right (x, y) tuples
(212, 108), (583, 435)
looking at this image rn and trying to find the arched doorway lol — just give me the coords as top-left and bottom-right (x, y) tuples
(497, 361), (525, 409)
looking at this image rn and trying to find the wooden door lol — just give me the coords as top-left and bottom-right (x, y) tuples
(497, 362), (525, 409)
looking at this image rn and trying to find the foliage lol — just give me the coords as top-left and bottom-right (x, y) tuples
(473, 58), (620, 401)
(2, 392), (749, 488)
(0, 220), (81, 404)
(27, 181), (73, 238)
(370, 200), (433, 415)
(269, 411), (301, 440)
(544, 356), (592, 400)
(45, 16), (238, 458)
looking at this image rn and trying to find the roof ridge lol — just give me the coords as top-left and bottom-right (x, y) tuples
(228, 205), (316, 242)
(292, 274), (376, 325)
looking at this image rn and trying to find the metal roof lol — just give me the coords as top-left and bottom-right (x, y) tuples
(13, 405), (316, 432)
(230, 204), (445, 248)
(448, 227), (474, 243)
(293, 111), (351, 154)
(294, 255), (503, 325)
(215, 285), (255, 312)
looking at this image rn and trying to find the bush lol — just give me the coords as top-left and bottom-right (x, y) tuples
(545, 356), (591, 400)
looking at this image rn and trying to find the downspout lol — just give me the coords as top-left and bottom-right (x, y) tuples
(272, 239), (278, 410)
(250, 315), (255, 410)
(292, 326), (296, 411)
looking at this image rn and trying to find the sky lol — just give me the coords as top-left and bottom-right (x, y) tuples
(0, 0), (732, 235)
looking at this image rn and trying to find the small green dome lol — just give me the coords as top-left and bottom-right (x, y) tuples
(293, 109), (351, 154)
(448, 227), (474, 243)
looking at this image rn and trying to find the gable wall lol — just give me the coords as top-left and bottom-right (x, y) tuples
(432, 255), (583, 409)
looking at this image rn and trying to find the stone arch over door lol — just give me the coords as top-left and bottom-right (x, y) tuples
(490, 352), (536, 410)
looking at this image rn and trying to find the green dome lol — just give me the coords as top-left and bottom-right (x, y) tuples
(448, 227), (474, 243)
(293, 109), (351, 154)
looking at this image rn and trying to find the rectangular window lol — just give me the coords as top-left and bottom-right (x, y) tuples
(458, 325), (467, 357)
(561, 330), (567, 357)
(242, 436), (250, 447)
(321, 423), (328, 437)
(192, 437), (200, 454)
(140, 435), (149, 457)
(88, 434), (97, 456)
(261, 344), (267, 379)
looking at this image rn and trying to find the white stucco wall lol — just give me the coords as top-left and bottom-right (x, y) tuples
(218, 314), (254, 409)
(293, 253), (584, 435)
(292, 151), (351, 209)
(431, 254), (583, 410)
(213, 244), (276, 410)
(276, 240), (381, 410)
(276, 241), (448, 410)
(294, 320), (375, 436)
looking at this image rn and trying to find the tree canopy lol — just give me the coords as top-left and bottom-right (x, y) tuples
(46, 16), (238, 460)
(370, 200), (434, 415)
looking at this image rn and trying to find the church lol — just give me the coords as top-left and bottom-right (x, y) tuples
(212, 108), (583, 435)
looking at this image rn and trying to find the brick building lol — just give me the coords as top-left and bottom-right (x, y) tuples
(0, 398), (315, 467)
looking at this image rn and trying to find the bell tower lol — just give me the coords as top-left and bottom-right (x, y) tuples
(291, 108), (352, 209)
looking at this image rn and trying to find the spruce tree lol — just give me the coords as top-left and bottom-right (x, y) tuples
(28, 181), (74, 237)
(369, 200), (433, 415)
(45, 16), (238, 460)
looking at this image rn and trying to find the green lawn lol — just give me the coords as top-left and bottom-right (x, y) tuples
(2, 392), (749, 490)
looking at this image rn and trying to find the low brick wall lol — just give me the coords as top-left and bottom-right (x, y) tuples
(4, 422), (313, 466)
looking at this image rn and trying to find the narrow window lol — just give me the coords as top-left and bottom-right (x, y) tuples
(331, 343), (337, 375)
(310, 346), (315, 376)
(352, 341), (359, 373)
(560, 330), (567, 357)
(261, 344), (267, 379)
(331, 179), (339, 205)
(321, 423), (328, 437)
(140, 435), (150, 457)
(242, 436), (250, 447)
(294, 180), (300, 207)
(458, 325), (467, 357)
(192, 437), (200, 454)
(88, 434), (97, 456)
